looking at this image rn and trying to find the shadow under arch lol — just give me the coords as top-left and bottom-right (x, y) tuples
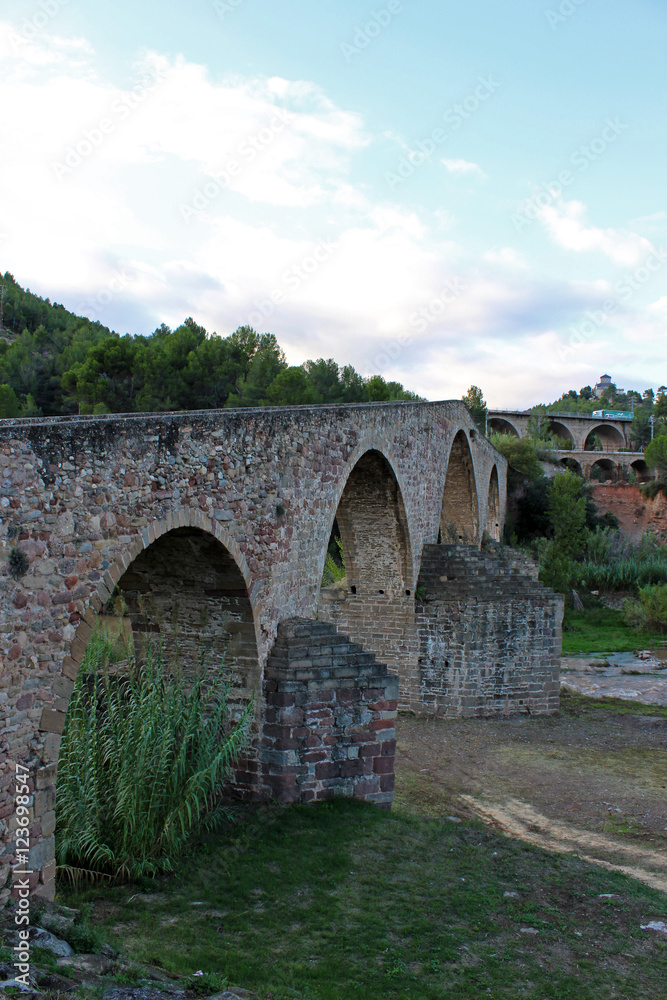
(585, 423), (625, 451)
(630, 459), (652, 483)
(590, 458), (618, 483)
(560, 457), (583, 477)
(317, 447), (415, 700)
(51, 509), (261, 780)
(547, 420), (575, 449)
(486, 465), (501, 541)
(440, 430), (479, 544)
(488, 416), (520, 438)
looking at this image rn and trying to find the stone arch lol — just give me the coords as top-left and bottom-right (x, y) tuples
(440, 430), (479, 544)
(630, 459), (652, 483)
(488, 416), (520, 438)
(317, 447), (415, 697)
(116, 527), (260, 714)
(560, 457), (583, 477)
(585, 423), (625, 452)
(547, 420), (575, 449)
(589, 458), (618, 483)
(486, 466), (501, 541)
(321, 448), (412, 599)
(63, 509), (257, 689)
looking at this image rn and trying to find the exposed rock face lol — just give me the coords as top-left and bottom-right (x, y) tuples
(590, 483), (667, 541)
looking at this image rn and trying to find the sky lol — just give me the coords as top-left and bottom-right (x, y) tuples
(0, 0), (665, 407)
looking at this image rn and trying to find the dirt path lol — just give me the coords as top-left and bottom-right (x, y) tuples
(394, 697), (667, 892)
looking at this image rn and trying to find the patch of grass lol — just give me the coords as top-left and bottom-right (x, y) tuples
(559, 688), (667, 718)
(562, 601), (665, 653)
(63, 798), (667, 1000)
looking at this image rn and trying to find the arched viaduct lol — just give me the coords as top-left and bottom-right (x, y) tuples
(0, 401), (561, 901)
(487, 410), (651, 481)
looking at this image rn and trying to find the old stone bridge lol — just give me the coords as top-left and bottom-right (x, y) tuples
(0, 400), (562, 901)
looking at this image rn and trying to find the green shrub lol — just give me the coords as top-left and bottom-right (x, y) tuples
(321, 535), (345, 586)
(623, 584), (667, 633)
(56, 629), (253, 884)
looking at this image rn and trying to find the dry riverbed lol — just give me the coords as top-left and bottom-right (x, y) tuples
(395, 692), (667, 893)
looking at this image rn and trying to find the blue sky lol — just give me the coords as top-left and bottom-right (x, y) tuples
(1, 0), (665, 406)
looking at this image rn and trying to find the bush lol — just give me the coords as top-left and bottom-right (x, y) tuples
(623, 584), (667, 633)
(56, 629), (253, 883)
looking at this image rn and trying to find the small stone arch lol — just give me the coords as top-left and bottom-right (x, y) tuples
(440, 430), (479, 544)
(560, 457), (583, 477)
(630, 459), (652, 483)
(488, 416), (519, 438)
(486, 466), (501, 541)
(547, 420), (576, 449)
(584, 423), (625, 452)
(589, 458), (618, 483)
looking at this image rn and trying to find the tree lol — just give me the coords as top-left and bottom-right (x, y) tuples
(547, 470), (587, 559)
(489, 432), (543, 480)
(0, 384), (20, 418)
(462, 385), (487, 430)
(645, 435), (667, 478)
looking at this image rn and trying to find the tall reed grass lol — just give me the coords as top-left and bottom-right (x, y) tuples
(56, 628), (253, 884)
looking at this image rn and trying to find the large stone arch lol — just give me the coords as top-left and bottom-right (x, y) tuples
(488, 416), (520, 438)
(485, 466), (501, 541)
(440, 430), (479, 544)
(57, 508), (257, 707)
(37, 509), (262, 898)
(317, 447), (417, 700)
(585, 423), (625, 451)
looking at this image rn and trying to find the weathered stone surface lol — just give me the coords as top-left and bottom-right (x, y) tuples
(0, 399), (556, 898)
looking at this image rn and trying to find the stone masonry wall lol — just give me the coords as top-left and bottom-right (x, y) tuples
(416, 544), (562, 717)
(259, 619), (398, 807)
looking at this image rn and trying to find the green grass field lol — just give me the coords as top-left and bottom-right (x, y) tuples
(63, 795), (667, 1000)
(562, 602), (666, 654)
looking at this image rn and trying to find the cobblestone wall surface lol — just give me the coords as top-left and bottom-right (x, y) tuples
(0, 400), (505, 901)
(415, 545), (562, 717)
(259, 619), (398, 808)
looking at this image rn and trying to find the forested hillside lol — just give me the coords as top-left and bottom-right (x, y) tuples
(0, 271), (420, 417)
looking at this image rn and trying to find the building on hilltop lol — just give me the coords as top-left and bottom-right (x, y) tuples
(594, 374), (625, 398)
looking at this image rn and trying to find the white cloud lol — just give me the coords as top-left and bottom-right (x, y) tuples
(482, 247), (527, 269)
(441, 158), (487, 180)
(0, 23), (663, 410)
(536, 198), (655, 267)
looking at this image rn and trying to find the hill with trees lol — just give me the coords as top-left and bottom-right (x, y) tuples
(0, 271), (420, 417)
